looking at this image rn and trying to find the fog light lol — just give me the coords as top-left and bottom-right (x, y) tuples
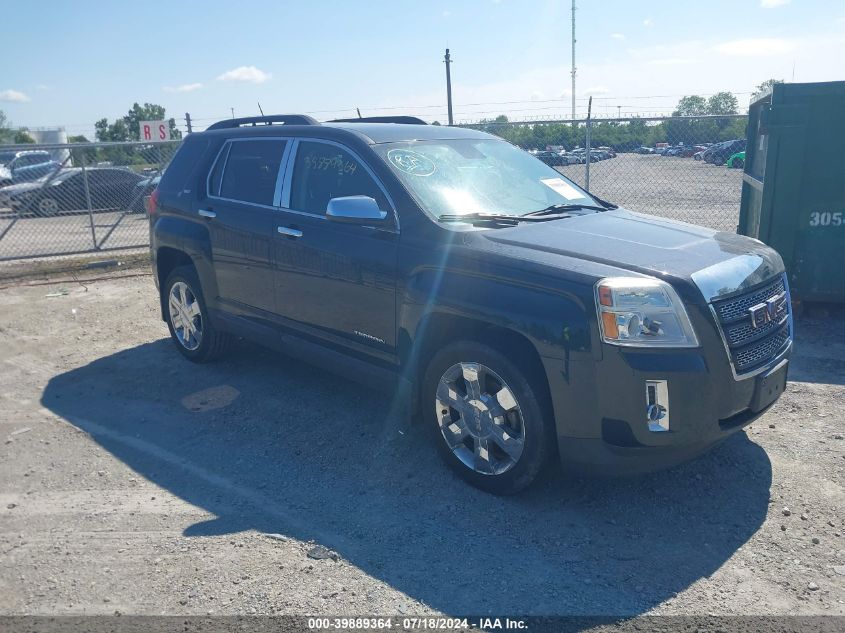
(645, 380), (670, 432)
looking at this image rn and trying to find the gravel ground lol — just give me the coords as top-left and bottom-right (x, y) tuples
(0, 272), (843, 617)
(558, 153), (743, 232)
(0, 210), (148, 261)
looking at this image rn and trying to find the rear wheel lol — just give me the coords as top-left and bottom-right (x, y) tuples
(36, 197), (60, 217)
(422, 341), (553, 495)
(163, 266), (231, 362)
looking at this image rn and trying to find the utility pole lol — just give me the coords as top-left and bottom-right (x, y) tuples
(230, 107), (235, 119)
(444, 48), (454, 126)
(571, 0), (576, 121)
(617, 105), (621, 118)
(185, 112), (192, 134)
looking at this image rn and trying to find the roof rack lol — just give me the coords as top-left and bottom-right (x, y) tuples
(206, 114), (318, 130)
(328, 116), (427, 125)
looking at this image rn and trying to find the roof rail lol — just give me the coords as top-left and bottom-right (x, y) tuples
(328, 116), (428, 125)
(206, 114), (318, 130)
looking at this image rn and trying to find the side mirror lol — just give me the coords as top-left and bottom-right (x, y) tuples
(326, 196), (389, 226)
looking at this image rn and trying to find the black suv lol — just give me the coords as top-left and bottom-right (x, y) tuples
(149, 114), (792, 494)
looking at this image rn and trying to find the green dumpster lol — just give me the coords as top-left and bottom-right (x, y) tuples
(738, 80), (845, 304)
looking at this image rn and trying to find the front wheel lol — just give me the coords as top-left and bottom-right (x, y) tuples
(422, 341), (554, 494)
(163, 266), (231, 362)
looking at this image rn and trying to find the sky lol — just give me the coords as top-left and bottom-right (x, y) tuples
(1, 0), (843, 138)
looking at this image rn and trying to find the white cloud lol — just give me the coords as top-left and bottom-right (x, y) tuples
(582, 85), (610, 96)
(760, 0), (790, 8)
(442, 9), (451, 17)
(714, 37), (797, 57)
(164, 82), (203, 93)
(0, 89), (30, 102)
(216, 66), (272, 84)
(35, 84), (49, 91)
(643, 18), (654, 27)
(611, 33), (625, 40)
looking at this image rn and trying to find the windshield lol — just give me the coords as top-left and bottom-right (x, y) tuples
(374, 138), (599, 218)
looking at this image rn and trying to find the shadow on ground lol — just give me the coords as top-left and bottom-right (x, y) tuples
(42, 338), (773, 616)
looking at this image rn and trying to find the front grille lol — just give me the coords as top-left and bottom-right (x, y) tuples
(714, 277), (786, 323)
(711, 275), (791, 376)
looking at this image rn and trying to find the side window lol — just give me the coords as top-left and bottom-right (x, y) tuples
(218, 139), (287, 206)
(289, 141), (389, 215)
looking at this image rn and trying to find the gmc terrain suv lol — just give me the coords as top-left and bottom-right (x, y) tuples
(148, 114), (792, 494)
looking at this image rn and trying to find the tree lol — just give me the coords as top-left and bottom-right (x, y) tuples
(706, 91), (739, 115)
(95, 102), (181, 142)
(673, 95), (708, 117)
(95, 117), (130, 142)
(0, 109), (13, 143)
(13, 130), (36, 144)
(755, 78), (783, 95)
(68, 135), (97, 165)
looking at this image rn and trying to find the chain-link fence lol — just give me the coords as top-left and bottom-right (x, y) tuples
(1, 115), (747, 264)
(0, 140), (179, 262)
(460, 114), (748, 232)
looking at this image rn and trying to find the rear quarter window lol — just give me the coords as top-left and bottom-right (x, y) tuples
(157, 137), (211, 195)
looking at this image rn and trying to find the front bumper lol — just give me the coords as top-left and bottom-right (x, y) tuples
(542, 341), (791, 476)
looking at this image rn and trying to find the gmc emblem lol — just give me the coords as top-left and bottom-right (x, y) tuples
(749, 292), (787, 329)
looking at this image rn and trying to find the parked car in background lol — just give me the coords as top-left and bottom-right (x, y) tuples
(535, 150), (566, 166)
(9, 159), (61, 184)
(2, 167), (144, 216)
(131, 173), (162, 212)
(703, 139), (746, 165)
(0, 150), (55, 187)
(726, 151), (746, 169)
(636, 146), (655, 154)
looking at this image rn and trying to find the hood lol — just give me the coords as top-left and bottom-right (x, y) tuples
(0, 181), (41, 196)
(481, 209), (784, 300)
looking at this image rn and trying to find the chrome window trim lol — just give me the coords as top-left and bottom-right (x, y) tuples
(280, 137), (399, 232)
(273, 141), (294, 207)
(207, 137), (290, 207)
(205, 141), (231, 198)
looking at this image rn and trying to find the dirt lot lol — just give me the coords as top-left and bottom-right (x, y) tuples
(0, 210), (148, 261)
(0, 271), (843, 617)
(558, 153), (743, 232)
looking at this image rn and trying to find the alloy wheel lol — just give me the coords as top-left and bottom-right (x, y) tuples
(38, 197), (59, 216)
(435, 362), (526, 476)
(168, 281), (203, 351)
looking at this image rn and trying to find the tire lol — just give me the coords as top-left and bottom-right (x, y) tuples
(36, 197), (60, 217)
(422, 341), (554, 495)
(163, 266), (231, 362)
(694, 154), (702, 161)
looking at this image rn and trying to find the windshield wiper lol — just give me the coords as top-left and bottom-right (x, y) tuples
(524, 202), (610, 216)
(438, 212), (569, 225)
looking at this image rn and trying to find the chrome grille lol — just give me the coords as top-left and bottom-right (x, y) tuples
(733, 325), (790, 372)
(714, 277), (786, 323)
(711, 275), (791, 376)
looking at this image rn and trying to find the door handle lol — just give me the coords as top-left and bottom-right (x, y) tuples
(277, 226), (303, 238)
(198, 208), (216, 218)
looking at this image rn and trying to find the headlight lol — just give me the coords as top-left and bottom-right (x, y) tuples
(595, 277), (699, 347)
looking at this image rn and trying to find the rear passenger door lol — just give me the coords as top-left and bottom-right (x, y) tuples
(272, 139), (398, 359)
(201, 138), (289, 317)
